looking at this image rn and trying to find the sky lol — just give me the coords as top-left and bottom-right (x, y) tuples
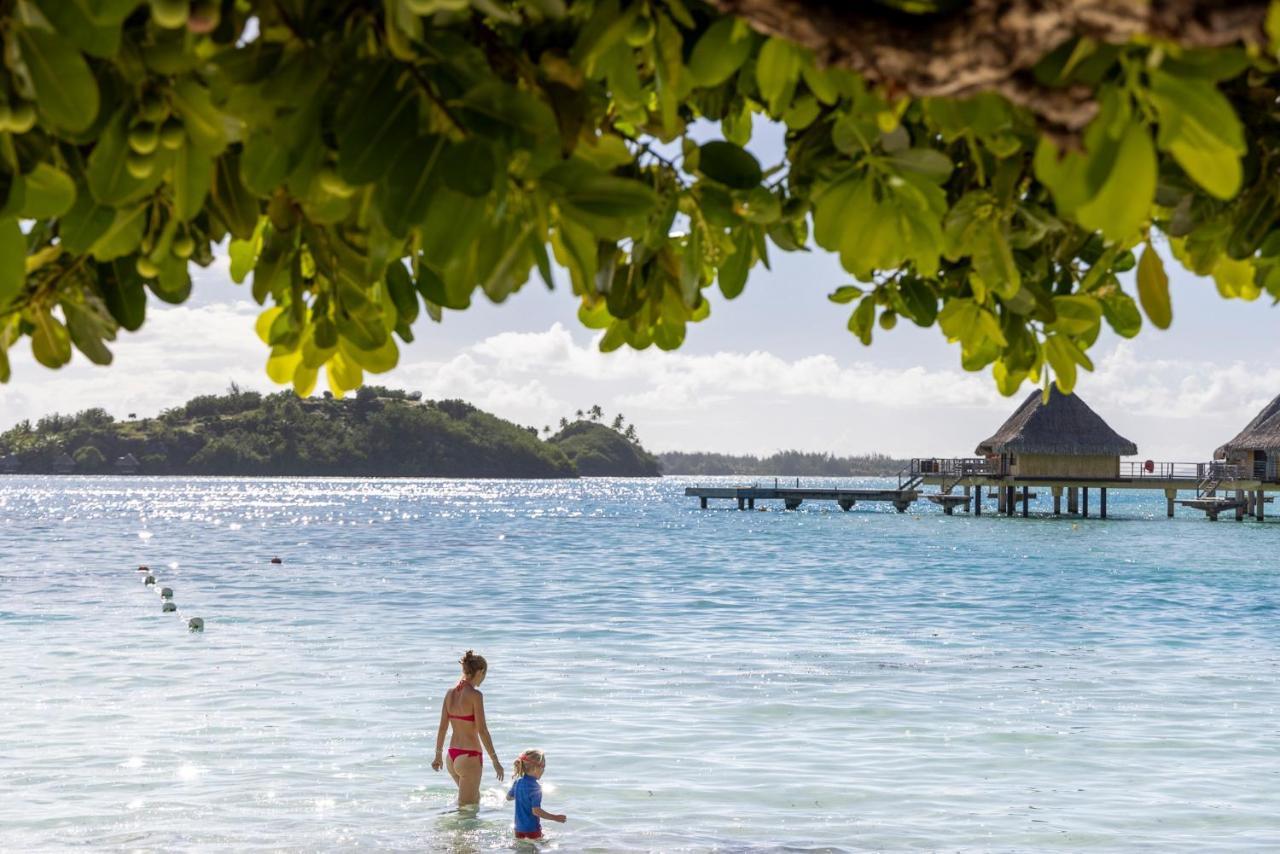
(3, 123), (1280, 460)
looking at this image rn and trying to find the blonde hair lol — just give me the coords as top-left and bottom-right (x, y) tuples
(459, 649), (487, 678)
(512, 749), (546, 778)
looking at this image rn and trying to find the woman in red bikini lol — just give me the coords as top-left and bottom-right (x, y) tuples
(431, 650), (503, 807)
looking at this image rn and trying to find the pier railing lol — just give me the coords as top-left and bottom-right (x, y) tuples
(1118, 461), (1243, 481)
(907, 458), (1003, 481)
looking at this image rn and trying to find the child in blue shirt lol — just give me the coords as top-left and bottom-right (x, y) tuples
(507, 749), (567, 840)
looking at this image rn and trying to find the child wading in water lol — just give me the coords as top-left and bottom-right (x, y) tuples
(507, 749), (566, 840)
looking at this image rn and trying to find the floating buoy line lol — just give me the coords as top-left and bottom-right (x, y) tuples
(134, 563), (203, 632)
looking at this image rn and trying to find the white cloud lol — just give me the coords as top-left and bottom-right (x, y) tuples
(3, 306), (1278, 460)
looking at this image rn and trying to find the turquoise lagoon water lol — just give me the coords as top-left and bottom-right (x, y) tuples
(0, 475), (1277, 851)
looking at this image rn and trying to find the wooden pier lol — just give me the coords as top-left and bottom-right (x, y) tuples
(685, 485), (918, 512)
(686, 459), (1280, 522)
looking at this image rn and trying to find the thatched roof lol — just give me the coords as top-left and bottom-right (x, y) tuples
(1215, 394), (1280, 458)
(976, 388), (1137, 457)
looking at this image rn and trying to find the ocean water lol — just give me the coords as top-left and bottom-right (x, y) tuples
(0, 475), (1277, 852)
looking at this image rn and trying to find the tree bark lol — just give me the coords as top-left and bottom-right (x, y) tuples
(711, 0), (1268, 132)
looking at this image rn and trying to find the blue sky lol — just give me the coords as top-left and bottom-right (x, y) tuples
(3, 121), (1279, 459)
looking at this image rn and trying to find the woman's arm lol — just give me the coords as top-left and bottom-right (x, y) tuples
(473, 692), (504, 781)
(430, 695), (448, 771)
(532, 806), (567, 823)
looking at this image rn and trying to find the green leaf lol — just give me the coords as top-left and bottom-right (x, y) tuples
(63, 300), (114, 365)
(337, 64), (423, 185)
(34, 0), (122, 58)
(62, 191), (115, 254)
(848, 295), (875, 345)
(88, 205), (146, 260)
(1075, 121), (1155, 243)
(1049, 295), (1102, 337)
(30, 308), (72, 368)
(0, 219), (24, 308)
(377, 136), (447, 237)
(887, 148), (954, 183)
(1149, 70), (1245, 200)
(1136, 243), (1172, 329)
(170, 77), (229, 155)
(756, 37), (803, 115)
(211, 152), (261, 240)
(15, 27), (101, 133)
(1044, 334), (1091, 393)
(173, 143), (213, 222)
(19, 165), (76, 219)
(543, 161), (655, 223)
(827, 284), (862, 304)
(698, 141), (762, 190)
(688, 18), (753, 87)
(718, 229), (752, 299)
(102, 261), (147, 331)
(1100, 289), (1142, 338)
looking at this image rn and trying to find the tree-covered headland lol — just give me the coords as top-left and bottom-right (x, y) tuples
(0, 387), (661, 477)
(0, 1), (1276, 400)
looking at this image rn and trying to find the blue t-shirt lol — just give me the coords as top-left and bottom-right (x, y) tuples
(508, 775), (543, 833)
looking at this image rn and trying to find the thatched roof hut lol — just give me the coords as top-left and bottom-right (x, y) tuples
(52, 452), (75, 474)
(1216, 395), (1280, 458)
(976, 389), (1136, 478)
(115, 453), (140, 474)
(1214, 395), (1280, 479)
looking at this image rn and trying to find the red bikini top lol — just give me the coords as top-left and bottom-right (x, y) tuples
(448, 680), (475, 721)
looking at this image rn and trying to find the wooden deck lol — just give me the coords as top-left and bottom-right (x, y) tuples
(685, 456), (1280, 521)
(684, 485), (918, 512)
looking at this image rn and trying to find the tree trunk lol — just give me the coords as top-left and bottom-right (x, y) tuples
(711, 0), (1267, 132)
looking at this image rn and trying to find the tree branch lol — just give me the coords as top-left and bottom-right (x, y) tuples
(710, 0), (1268, 133)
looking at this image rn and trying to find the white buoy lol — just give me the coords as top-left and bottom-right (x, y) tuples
(144, 574), (156, 585)
(188, 617), (204, 632)
(159, 587), (174, 599)
(162, 601), (176, 613)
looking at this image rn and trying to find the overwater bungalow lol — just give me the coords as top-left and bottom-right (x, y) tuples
(975, 387), (1137, 479)
(115, 453), (140, 475)
(1214, 394), (1280, 481)
(52, 452), (75, 474)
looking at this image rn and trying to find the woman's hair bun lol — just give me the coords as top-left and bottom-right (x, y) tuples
(460, 649), (487, 676)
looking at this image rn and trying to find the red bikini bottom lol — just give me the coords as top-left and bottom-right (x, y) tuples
(515, 830), (543, 840)
(447, 748), (483, 764)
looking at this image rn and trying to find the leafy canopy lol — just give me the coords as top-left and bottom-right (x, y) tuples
(0, 0), (1276, 398)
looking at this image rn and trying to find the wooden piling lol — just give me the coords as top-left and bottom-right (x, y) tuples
(737, 497), (745, 511)
(1236, 490), (1246, 521)
(700, 496), (708, 509)
(1165, 488), (1175, 518)
(1022, 485), (1029, 517)
(1257, 490), (1265, 521)
(1068, 487), (1078, 514)
(1100, 487), (1107, 519)
(1052, 486), (1062, 516)
(963, 485), (971, 512)
(1082, 487), (1089, 518)
(997, 487), (1006, 514)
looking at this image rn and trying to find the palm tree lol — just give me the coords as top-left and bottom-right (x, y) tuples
(574, 409), (584, 419)
(542, 425), (551, 435)
(611, 413), (625, 430)
(588, 404), (603, 422)
(559, 417), (569, 429)
(624, 424), (637, 443)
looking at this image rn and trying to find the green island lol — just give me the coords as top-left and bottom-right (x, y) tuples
(0, 387), (660, 479)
